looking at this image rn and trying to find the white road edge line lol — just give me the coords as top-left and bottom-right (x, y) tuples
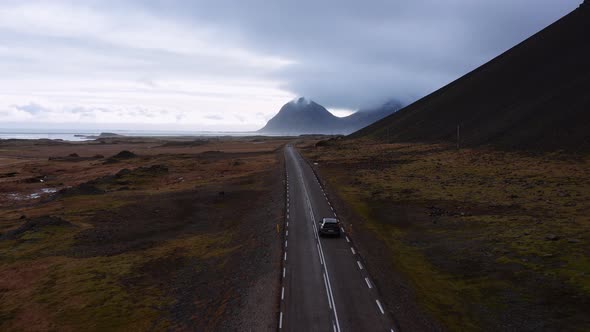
(317, 243), (324, 265)
(357, 261), (363, 270)
(376, 299), (385, 314)
(323, 273), (332, 309)
(365, 277), (372, 289)
(291, 147), (341, 332)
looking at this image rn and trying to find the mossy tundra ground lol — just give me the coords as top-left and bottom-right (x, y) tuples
(0, 137), (287, 331)
(302, 139), (590, 331)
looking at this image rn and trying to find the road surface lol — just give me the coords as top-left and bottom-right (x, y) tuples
(279, 145), (396, 331)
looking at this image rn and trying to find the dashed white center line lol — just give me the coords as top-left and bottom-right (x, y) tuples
(279, 312), (283, 329)
(286, 221), (289, 227)
(357, 261), (363, 270)
(365, 277), (372, 289)
(286, 230), (288, 236)
(284, 252), (287, 261)
(283, 267), (286, 278)
(351, 247), (356, 255)
(376, 299), (385, 314)
(281, 286), (285, 300)
(285, 240), (288, 247)
(345, 236), (350, 243)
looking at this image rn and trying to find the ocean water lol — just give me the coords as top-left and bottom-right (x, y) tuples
(0, 129), (261, 141)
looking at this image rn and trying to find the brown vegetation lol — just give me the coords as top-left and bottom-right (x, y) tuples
(302, 139), (590, 331)
(0, 137), (287, 331)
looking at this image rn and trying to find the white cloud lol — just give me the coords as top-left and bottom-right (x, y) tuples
(0, 0), (580, 131)
(0, 1), (295, 131)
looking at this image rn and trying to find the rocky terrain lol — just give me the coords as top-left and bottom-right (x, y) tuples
(0, 137), (288, 331)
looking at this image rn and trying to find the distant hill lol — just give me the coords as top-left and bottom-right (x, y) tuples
(340, 100), (403, 133)
(259, 97), (401, 135)
(352, 1), (590, 151)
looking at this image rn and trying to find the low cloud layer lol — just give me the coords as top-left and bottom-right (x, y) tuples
(0, 0), (580, 130)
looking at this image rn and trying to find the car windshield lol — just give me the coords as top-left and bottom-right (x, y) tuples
(323, 218), (338, 224)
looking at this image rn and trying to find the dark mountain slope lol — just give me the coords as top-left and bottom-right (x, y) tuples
(353, 2), (590, 151)
(340, 100), (403, 133)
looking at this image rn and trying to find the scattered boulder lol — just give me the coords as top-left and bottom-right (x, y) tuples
(58, 183), (105, 196)
(112, 150), (137, 159)
(139, 164), (168, 174)
(68, 153), (80, 158)
(0, 172), (18, 178)
(115, 168), (132, 177)
(545, 234), (560, 241)
(104, 150), (137, 164)
(1, 216), (73, 240)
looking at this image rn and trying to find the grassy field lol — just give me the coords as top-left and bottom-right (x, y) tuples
(302, 139), (590, 331)
(0, 137), (286, 331)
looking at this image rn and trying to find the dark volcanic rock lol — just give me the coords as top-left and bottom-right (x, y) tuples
(112, 150), (137, 159)
(58, 183), (105, 196)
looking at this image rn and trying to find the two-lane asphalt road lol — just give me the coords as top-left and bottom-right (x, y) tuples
(279, 145), (396, 331)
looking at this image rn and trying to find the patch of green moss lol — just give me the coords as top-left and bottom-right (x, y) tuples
(1, 231), (238, 330)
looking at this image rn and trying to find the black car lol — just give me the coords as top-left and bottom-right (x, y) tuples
(318, 217), (341, 237)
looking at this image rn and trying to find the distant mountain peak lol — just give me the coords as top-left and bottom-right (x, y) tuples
(290, 97), (313, 105)
(258, 98), (402, 135)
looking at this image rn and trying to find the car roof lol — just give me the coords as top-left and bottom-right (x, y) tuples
(322, 218), (338, 223)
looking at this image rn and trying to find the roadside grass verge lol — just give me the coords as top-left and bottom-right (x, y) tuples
(302, 140), (590, 330)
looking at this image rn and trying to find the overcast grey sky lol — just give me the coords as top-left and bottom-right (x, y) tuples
(0, 0), (581, 131)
